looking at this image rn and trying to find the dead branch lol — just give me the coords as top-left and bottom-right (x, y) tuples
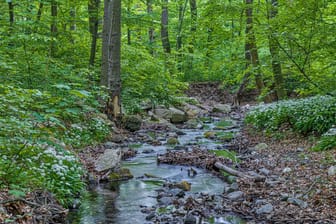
(214, 162), (265, 182)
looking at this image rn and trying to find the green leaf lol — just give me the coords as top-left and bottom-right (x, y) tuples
(70, 90), (91, 98)
(53, 84), (71, 90)
(8, 189), (26, 198)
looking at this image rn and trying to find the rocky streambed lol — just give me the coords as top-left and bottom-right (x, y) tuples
(67, 103), (249, 224)
(67, 98), (336, 224)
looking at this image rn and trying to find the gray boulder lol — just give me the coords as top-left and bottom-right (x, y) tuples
(328, 166), (336, 176)
(179, 102), (205, 118)
(154, 107), (172, 120)
(153, 106), (188, 124)
(256, 203), (273, 215)
(212, 103), (232, 113)
(169, 107), (188, 123)
(227, 191), (244, 200)
(95, 148), (121, 172)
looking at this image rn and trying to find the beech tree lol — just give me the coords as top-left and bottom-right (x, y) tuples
(101, 0), (122, 119)
(161, 0), (171, 54)
(267, 0), (286, 100)
(88, 0), (100, 66)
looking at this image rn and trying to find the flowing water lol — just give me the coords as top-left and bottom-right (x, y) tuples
(67, 120), (245, 224)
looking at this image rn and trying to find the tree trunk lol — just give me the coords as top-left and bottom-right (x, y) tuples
(70, 7), (76, 31)
(8, 0), (14, 28)
(50, 0), (58, 57)
(37, 2), (43, 21)
(268, 0), (286, 100)
(126, 0), (131, 45)
(246, 0), (264, 93)
(205, 28), (212, 75)
(235, 0), (268, 103)
(101, 0), (111, 86)
(147, 0), (155, 54)
(101, 0), (122, 119)
(161, 0), (171, 54)
(89, 0), (100, 66)
(187, 0), (197, 71)
(176, 0), (188, 73)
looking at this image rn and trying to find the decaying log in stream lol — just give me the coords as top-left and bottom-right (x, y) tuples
(214, 162), (265, 182)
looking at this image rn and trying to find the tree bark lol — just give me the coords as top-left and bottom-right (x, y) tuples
(8, 0), (14, 28)
(235, 0), (268, 103)
(101, 0), (111, 86)
(37, 2), (43, 21)
(161, 0), (171, 54)
(245, 0), (264, 93)
(70, 7), (76, 31)
(147, 0), (155, 54)
(108, 0), (122, 119)
(89, 0), (100, 66)
(187, 0), (197, 71)
(176, 0), (188, 73)
(101, 0), (122, 119)
(126, 0), (131, 45)
(50, 0), (58, 57)
(268, 0), (286, 100)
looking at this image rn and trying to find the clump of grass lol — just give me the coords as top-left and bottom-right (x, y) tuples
(215, 119), (234, 129)
(210, 149), (240, 163)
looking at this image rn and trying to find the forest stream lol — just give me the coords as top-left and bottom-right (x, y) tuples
(66, 116), (246, 224)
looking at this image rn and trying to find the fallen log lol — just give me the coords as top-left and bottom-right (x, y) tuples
(214, 162), (265, 182)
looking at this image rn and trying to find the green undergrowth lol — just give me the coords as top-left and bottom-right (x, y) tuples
(0, 84), (112, 206)
(245, 95), (336, 151)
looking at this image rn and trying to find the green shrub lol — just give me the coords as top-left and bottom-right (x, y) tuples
(312, 128), (336, 151)
(245, 96), (336, 135)
(0, 84), (111, 206)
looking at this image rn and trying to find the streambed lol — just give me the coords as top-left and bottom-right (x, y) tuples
(67, 118), (246, 224)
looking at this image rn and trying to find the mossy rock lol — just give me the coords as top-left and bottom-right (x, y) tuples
(175, 180), (191, 191)
(214, 119), (235, 130)
(216, 132), (235, 141)
(108, 168), (134, 181)
(204, 131), (216, 139)
(167, 137), (179, 145)
(122, 115), (142, 132)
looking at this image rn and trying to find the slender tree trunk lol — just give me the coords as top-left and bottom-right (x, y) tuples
(176, 0), (188, 73)
(70, 7), (76, 31)
(147, 0), (155, 54)
(89, 0), (100, 66)
(268, 0), (286, 100)
(127, 28), (131, 45)
(187, 0), (197, 71)
(50, 0), (58, 57)
(37, 2), (43, 21)
(102, 0), (122, 119)
(161, 0), (171, 54)
(205, 28), (212, 73)
(8, 0), (14, 29)
(246, 0), (264, 93)
(127, 0), (131, 45)
(235, 0), (268, 104)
